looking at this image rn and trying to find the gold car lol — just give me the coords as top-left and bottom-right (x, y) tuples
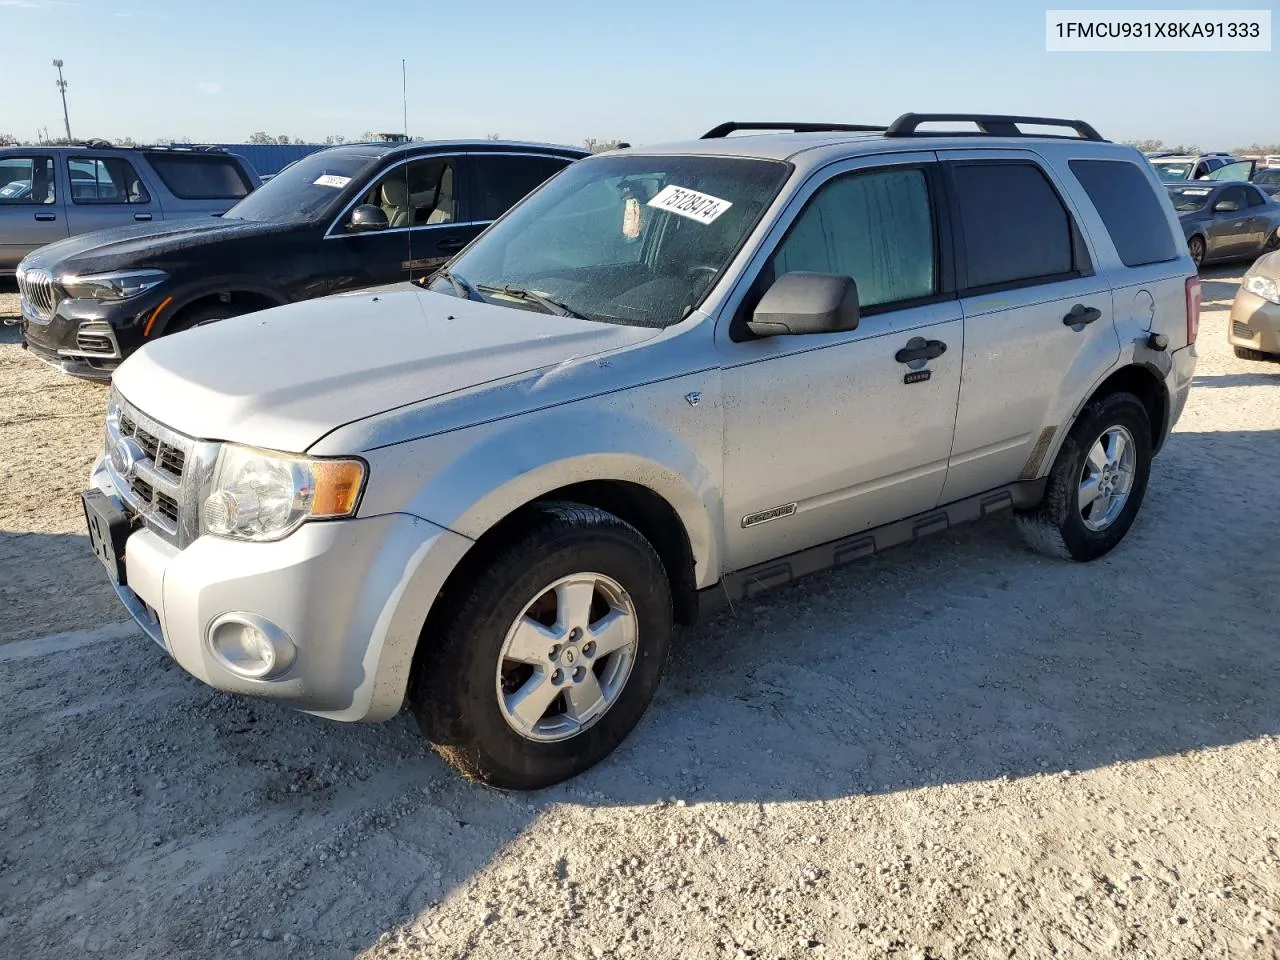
(1229, 251), (1280, 361)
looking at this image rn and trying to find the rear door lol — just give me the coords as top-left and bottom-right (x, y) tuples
(1242, 185), (1272, 252)
(0, 153), (67, 271)
(64, 154), (163, 235)
(938, 150), (1118, 504)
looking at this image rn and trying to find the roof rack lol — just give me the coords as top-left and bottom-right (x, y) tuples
(884, 113), (1105, 142)
(141, 144), (229, 154)
(701, 121), (886, 139)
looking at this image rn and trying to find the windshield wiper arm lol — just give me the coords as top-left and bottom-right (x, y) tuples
(475, 283), (587, 320)
(431, 268), (477, 301)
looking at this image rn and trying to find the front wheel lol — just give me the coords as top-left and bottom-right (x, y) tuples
(410, 503), (673, 789)
(166, 302), (242, 335)
(1016, 392), (1153, 562)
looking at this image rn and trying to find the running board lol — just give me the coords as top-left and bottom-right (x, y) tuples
(698, 479), (1046, 617)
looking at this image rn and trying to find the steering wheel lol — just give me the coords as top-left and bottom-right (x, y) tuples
(686, 264), (719, 283)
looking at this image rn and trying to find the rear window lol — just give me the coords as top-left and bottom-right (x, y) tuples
(951, 161), (1077, 291)
(145, 153), (252, 200)
(1070, 159), (1178, 268)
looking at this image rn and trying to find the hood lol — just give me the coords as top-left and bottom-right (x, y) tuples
(112, 286), (660, 452)
(19, 217), (298, 275)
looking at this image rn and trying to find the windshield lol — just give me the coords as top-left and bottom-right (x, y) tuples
(222, 150), (381, 223)
(1152, 160), (1196, 182)
(1256, 170), (1280, 186)
(1167, 186), (1214, 212)
(431, 154), (790, 328)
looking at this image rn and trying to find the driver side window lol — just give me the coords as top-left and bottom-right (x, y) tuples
(1219, 186), (1246, 211)
(355, 157), (457, 230)
(770, 167), (937, 310)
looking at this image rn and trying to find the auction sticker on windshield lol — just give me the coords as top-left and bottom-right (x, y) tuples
(647, 185), (733, 224)
(314, 175), (352, 189)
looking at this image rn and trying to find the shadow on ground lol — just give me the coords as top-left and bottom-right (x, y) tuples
(2, 424), (1279, 958)
(1198, 264), (1245, 309)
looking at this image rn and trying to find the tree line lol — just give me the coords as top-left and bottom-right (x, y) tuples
(9, 131), (1270, 156)
(0, 132), (630, 153)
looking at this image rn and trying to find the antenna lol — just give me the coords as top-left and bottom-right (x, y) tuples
(401, 58), (411, 285)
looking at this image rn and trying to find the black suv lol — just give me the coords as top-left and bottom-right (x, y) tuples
(16, 139), (587, 377)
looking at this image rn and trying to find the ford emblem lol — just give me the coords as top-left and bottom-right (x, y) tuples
(110, 436), (146, 479)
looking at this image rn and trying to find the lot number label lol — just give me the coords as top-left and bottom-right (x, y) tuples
(647, 185), (733, 224)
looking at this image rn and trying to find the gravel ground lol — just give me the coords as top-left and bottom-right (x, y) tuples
(1, 270), (1279, 960)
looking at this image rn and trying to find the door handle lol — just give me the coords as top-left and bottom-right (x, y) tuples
(1063, 304), (1102, 327)
(895, 337), (947, 364)
(133, 213), (153, 222)
(34, 212), (56, 222)
(437, 237), (465, 253)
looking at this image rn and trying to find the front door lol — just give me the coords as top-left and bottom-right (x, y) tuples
(1206, 185), (1256, 260)
(936, 151), (1119, 503)
(324, 155), (475, 291)
(64, 155), (164, 235)
(719, 154), (962, 572)
(0, 154), (67, 271)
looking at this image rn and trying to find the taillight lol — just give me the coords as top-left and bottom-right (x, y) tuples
(1185, 275), (1201, 345)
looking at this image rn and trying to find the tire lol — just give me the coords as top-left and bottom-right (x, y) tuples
(1233, 345), (1275, 362)
(1264, 226), (1280, 252)
(1187, 235), (1206, 268)
(409, 502), (674, 789)
(1015, 392), (1153, 562)
(166, 302), (241, 335)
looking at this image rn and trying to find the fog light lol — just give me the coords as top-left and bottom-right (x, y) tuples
(207, 613), (296, 680)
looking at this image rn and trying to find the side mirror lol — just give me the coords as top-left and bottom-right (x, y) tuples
(1213, 199), (1238, 213)
(348, 203), (389, 232)
(748, 272), (860, 338)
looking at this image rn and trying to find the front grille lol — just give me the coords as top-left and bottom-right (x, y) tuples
(1233, 320), (1254, 341)
(104, 389), (214, 545)
(17, 268), (58, 321)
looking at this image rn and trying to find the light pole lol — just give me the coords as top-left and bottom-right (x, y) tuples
(52, 59), (71, 142)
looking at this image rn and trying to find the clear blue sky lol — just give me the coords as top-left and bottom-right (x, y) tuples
(2, 0), (1276, 148)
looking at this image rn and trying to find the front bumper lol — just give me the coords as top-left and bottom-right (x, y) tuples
(21, 287), (171, 378)
(88, 455), (473, 722)
(1228, 289), (1280, 354)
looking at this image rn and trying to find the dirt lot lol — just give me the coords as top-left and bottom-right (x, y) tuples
(1, 273), (1278, 960)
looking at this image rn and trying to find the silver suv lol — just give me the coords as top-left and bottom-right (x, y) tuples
(82, 113), (1200, 789)
(0, 142), (259, 274)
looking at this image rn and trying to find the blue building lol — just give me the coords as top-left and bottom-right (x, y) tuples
(214, 143), (326, 178)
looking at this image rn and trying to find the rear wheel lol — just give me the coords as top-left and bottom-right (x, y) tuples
(1187, 235), (1206, 268)
(410, 503), (673, 789)
(1016, 392), (1153, 562)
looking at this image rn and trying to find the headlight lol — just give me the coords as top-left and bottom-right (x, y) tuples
(199, 444), (367, 542)
(1244, 273), (1280, 304)
(59, 269), (168, 301)
(1243, 273), (1280, 305)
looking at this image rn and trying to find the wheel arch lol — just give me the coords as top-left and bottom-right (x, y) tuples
(151, 283), (287, 336)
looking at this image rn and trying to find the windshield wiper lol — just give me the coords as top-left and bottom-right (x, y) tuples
(475, 283), (588, 320)
(429, 268), (477, 300)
